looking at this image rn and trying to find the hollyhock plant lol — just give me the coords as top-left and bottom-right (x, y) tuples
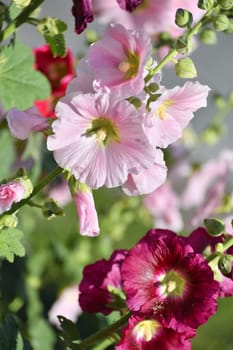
(6, 107), (48, 140)
(79, 250), (128, 314)
(73, 186), (100, 237)
(47, 92), (156, 189)
(0, 178), (33, 214)
(88, 24), (152, 97)
(116, 314), (195, 350)
(143, 81), (210, 148)
(121, 229), (219, 332)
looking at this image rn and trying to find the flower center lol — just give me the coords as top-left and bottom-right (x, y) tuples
(134, 0), (149, 12)
(133, 320), (160, 342)
(158, 270), (186, 298)
(85, 117), (120, 146)
(47, 62), (68, 87)
(156, 99), (173, 120)
(118, 51), (140, 79)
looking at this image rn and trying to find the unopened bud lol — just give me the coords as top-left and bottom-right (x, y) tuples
(213, 94), (226, 108)
(213, 14), (229, 31)
(175, 35), (192, 54)
(175, 8), (193, 28)
(201, 123), (224, 144)
(199, 28), (217, 44)
(204, 218), (225, 236)
(218, 254), (233, 276)
(175, 57), (197, 78)
(219, 0), (233, 10)
(42, 199), (64, 220)
(147, 83), (159, 93)
(228, 91), (233, 108)
(128, 97), (142, 108)
(198, 0), (215, 10)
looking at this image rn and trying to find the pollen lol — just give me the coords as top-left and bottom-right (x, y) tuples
(156, 99), (174, 120)
(133, 320), (160, 342)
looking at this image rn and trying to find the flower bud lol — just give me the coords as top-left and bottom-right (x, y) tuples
(198, 0), (215, 10)
(147, 82), (159, 93)
(175, 57), (197, 78)
(213, 94), (226, 108)
(218, 254), (233, 276)
(175, 8), (193, 28)
(42, 199), (64, 220)
(213, 14), (229, 31)
(175, 35), (192, 54)
(228, 91), (233, 108)
(219, 0), (233, 10)
(199, 28), (217, 44)
(204, 218), (225, 236)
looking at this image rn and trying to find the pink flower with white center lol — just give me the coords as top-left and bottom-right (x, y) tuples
(116, 314), (195, 350)
(79, 250), (128, 314)
(48, 285), (82, 328)
(47, 92), (156, 189)
(88, 24), (151, 97)
(74, 187), (100, 237)
(143, 182), (183, 231)
(6, 107), (48, 140)
(143, 82), (210, 148)
(121, 229), (219, 332)
(0, 178), (32, 214)
(122, 149), (167, 196)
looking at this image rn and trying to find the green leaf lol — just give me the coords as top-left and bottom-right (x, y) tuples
(0, 227), (25, 262)
(37, 17), (67, 57)
(0, 40), (51, 110)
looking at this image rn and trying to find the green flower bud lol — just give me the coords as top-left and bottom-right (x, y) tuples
(219, 0), (233, 10)
(175, 8), (193, 28)
(228, 91), (233, 108)
(17, 177), (33, 199)
(201, 123), (225, 144)
(218, 254), (233, 276)
(175, 35), (193, 54)
(0, 214), (18, 229)
(199, 28), (217, 44)
(42, 199), (64, 220)
(213, 94), (227, 108)
(213, 14), (229, 31)
(175, 57), (197, 78)
(198, 0), (215, 10)
(13, 0), (31, 8)
(204, 217), (225, 236)
(226, 18), (233, 33)
(127, 96), (142, 108)
(147, 83), (159, 93)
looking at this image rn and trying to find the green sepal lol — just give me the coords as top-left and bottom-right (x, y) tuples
(204, 217), (225, 236)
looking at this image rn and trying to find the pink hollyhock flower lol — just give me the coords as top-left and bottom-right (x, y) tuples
(117, 0), (143, 12)
(74, 188), (100, 236)
(143, 182), (183, 231)
(143, 82), (210, 148)
(48, 285), (82, 328)
(47, 92), (156, 189)
(79, 250), (128, 314)
(0, 178), (32, 214)
(121, 229), (219, 332)
(187, 227), (233, 297)
(122, 149), (167, 196)
(88, 24), (151, 97)
(116, 314), (195, 350)
(6, 107), (48, 140)
(71, 0), (94, 34)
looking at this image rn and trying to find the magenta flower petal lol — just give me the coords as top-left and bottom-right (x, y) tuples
(79, 250), (128, 314)
(71, 0), (94, 34)
(116, 0), (143, 12)
(122, 229), (219, 332)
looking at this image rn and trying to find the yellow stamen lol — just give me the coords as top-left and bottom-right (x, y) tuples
(133, 320), (160, 342)
(156, 99), (174, 120)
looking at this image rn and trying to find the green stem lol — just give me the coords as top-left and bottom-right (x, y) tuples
(0, 0), (45, 42)
(1, 166), (63, 216)
(75, 312), (130, 350)
(222, 236), (233, 251)
(144, 6), (216, 83)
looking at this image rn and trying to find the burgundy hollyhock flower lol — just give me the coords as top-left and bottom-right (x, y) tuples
(71, 0), (94, 34)
(79, 250), (128, 314)
(116, 0), (143, 12)
(116, 314), (195, 350)
(121, 229), (219, 332)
